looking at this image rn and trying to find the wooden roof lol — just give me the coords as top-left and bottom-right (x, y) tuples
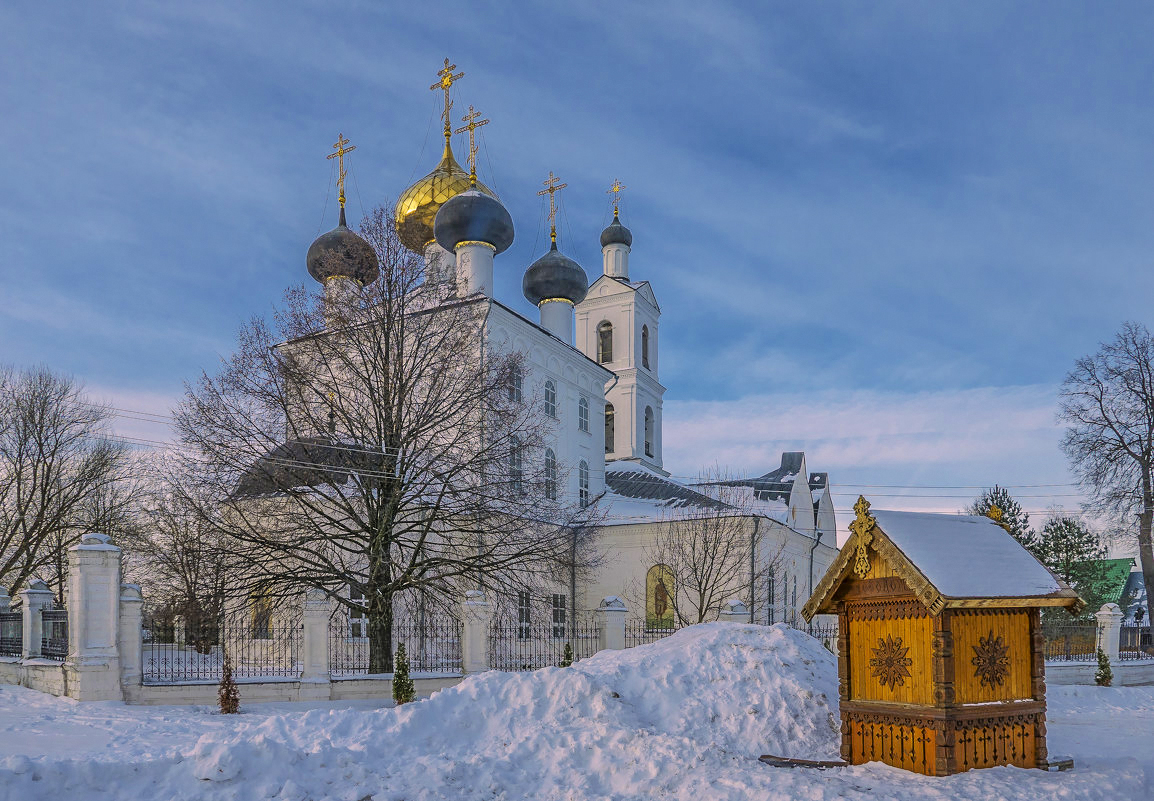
(802, 497), (1085, 620)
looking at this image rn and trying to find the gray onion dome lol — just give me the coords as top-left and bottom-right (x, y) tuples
(434, 189), (515, 254)
(523, 242), (589, 306)
(599, 210), (632, 248)
(306, 208), (379, 285)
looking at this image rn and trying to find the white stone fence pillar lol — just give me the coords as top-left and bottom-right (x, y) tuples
(460, 590), (493, 674)
(595, 596), (626, 652)
(1096, 603), (1124, 662)
(720, 598), (749, 624)
(301, 589), (333, 683)
(64, 533), (123, 701)
(118, 583), (144, 694)
(19, 579), (55, 659)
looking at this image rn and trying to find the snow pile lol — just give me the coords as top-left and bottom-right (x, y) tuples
(0, 624), (1151, 800)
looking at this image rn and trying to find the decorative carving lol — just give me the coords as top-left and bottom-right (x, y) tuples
(971, 630), (1011, 687)
(851, 496), (876, 578)
(870, 634), (913, 689)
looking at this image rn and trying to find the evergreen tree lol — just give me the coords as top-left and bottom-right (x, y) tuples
(559, 642), (574, 668)
(392, 643), (415, 705)
(1035, 515), (1111, 611)
(218, 651), (240, 714)
(1095, 646), (1113, 687)
(969, 486), (1038, 552)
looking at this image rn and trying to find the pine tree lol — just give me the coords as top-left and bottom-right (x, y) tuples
(969, 486), (1038, 552)
(392, 643), (415, 705)
(1095, 646), (1113, 687)
(218, 650), (240, 714)
(559, 642), (574, 667)
(1035, 515), (1111, 616)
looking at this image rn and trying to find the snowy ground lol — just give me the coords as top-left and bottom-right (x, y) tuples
(0, 624), (1148, 801)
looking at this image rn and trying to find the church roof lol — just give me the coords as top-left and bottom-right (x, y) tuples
(600, 462), (791, 525)
(232, 437), (389, 498)
(803, 500), (1084, 620)
(711, 451), (805, 505)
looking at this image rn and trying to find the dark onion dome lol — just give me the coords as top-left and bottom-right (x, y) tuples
(394, 143), (497, 252)
(599, 210), (632, 248)
(306, 208), (379, 285)
(523, 242), (589, 306)
(433, 189), (515, 254)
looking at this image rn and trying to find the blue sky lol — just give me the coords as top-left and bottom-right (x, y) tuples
(2, 2), (1152, 535)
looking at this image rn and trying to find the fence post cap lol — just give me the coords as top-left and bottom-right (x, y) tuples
(22, 578), (52, 594)
(72, 532), (118, 551)
(464, 589), (487, 602)
(120, 583), (143, 601)
(1096, 603), (1124, 618)
(599, 596), (626, 610)
(722, 598), (749, 615)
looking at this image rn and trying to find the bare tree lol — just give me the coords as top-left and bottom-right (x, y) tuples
(176, 205), (597, 671)
(638, 473), (781, 626)
(0, 366), (132, 596)
(1059, 321), (1154, 624)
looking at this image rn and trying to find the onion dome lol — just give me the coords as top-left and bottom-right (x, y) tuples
(306, 207), (379, 285)
(394, 143), (497, 252)
(523, 242), (589, 306)
(600, 210), (632, 248)
(434, 189), (514, 254)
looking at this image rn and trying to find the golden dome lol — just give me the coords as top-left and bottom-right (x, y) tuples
(394, 142), (496, 252)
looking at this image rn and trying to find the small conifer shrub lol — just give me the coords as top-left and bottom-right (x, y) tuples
(1095, 646), (1113, 687)
(219, 651), (240, 714)
(559, 642), (574, 667)
(392, 643), (415, 705)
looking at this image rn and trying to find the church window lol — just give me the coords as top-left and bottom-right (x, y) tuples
(509, 436), (523, 493)
(578, 397), (589, 433)
(646, 564), (675, 629)
(551, 594), (567, 639)
(250, 589), (272, 641)
(508, 368), (523, 403)
(642, 325), (650, 369)
(597, 321), (613, 363)
(766, 569), (776, 625)
(604, 404), (614, 453)
(348, 585), (368, 638)
(579, 460), (590, 507)
(544, 448), (557, 500)
(644, 406), (654, 458)
(517, 590), (531, 640)
(544, 380), (557, 418)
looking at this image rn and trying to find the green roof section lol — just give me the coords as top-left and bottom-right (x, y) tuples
(1076, 557), (1136, 607)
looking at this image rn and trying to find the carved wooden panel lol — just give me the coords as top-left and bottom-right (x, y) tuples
(848, 719), (937, 775)
(951, 609), (1031, 703)
(847, 613), (934, 705)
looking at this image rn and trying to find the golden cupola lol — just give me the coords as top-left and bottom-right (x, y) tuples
(395, 58), (498, 254)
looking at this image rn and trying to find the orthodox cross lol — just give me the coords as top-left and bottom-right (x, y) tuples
(430, 58), (465, 143)
(607, 178), (626, 214)
(454, 105), (489, 185)
(537, 171), (567, 244)
(326, 133), (356, 209)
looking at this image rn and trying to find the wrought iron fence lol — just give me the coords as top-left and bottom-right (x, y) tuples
(790, 620), (839, 650)
(1042, 623), (1099, 662)
(142, 613), (302, 684)
(624, 619), (677, 648)
(40, 609), (68, 660)
(489, 619), (600, 671)
(329, 611), (462, 676)
(0, 612), (22, 657)
(1119, 625), (1154, 661)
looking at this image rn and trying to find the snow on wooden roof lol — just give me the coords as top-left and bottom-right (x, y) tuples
(803, 497), (1084, 619)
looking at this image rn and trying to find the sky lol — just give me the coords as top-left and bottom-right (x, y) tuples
(2, 1), (1153, 544)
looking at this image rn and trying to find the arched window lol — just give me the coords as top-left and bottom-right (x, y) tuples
(578, 397), (589, 433)
(644, 406), (654, 458)
(645, 564), (675, 629)
(597, 321), (613, 364)
(544, 380), (557, 417)
(544, 448), (557, 500)
(509, 435), (523, 493)
(604, 403), (614, 453)
(642, 325), (650, 369)
(508, 368), (523, 403)
(578, 460), (590, 507)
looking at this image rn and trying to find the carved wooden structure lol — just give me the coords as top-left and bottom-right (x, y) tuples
(802, 498), (1083, 776)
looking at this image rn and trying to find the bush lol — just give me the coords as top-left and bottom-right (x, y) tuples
(392, 643), (415, 705)
(218, 651), (240, 714)
(559, 642), (574, 668)
(1095, 646), (1113, 687)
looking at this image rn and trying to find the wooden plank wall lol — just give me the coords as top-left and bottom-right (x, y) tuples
(847, 604), (934, 706)
(951, 610), (1032, 703)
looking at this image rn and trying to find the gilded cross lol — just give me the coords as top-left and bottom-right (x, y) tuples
(430, 58), (465, 141)
(326, 133), (356, 209)
(537, 171), (567, 243)
(454, 105), (489, 185)
(607, 178), (626, 214)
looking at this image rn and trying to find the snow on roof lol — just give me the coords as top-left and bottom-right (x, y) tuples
(872, 510), (1064, 598)
(600, 463), (790, 525)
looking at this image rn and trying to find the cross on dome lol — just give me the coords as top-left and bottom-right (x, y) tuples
(607, 178), (626, 214)
(430, 58), (465, 144)
(454, 105), (489, 186)
(537, 171), (567, 244)
(326, 133), (357, 209)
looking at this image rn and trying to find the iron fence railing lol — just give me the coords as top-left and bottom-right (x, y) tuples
(489, 619), (600, 671)
(142, 613), (302, 684)
(1119, 625), (1154, 661)
(40, 609), (68, 661)
(1042, 623), (1100, 662)
(790, 620), (839, 650)
(624, 619), (677, 648)
(328, 611), (462, 676)
(0, 612), (22, 657)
